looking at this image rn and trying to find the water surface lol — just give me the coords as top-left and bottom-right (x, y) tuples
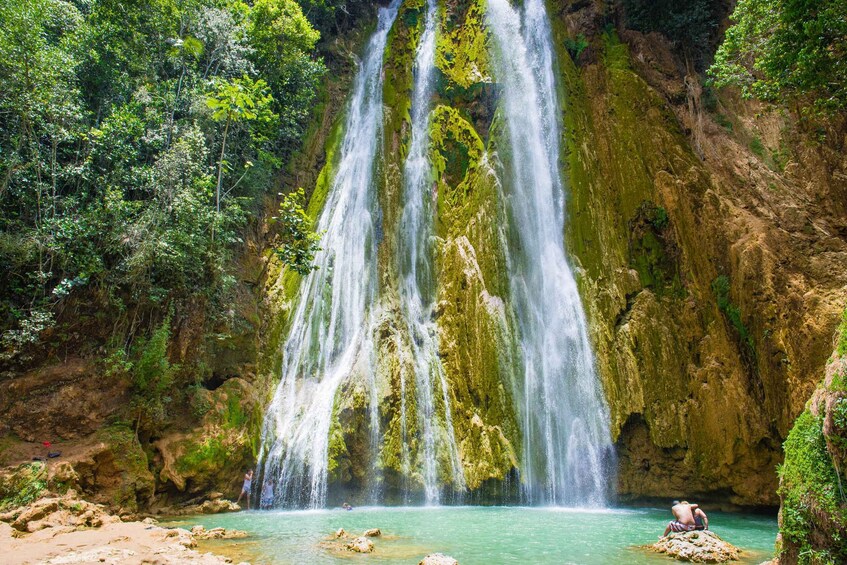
(171, 506), (777, 564)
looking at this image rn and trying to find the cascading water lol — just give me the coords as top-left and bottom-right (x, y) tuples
(397, 0), (466, 505)
(485, 0), (615, 506)
(256, 0), (401, 509)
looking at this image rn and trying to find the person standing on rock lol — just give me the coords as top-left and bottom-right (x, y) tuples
(236, 469), (253, 510)
(662, 500), (699, 537)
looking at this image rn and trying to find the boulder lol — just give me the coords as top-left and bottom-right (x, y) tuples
(651, 530), (740, 562)
(333, 527), (347, 538)
(420, 554), (459, 565)
(190, 525), (248, 540)
(346, 536), (375, 553)
(363, 528), (381, 537)
(198, 499), (240, 514)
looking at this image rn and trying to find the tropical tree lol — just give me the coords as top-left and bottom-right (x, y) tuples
(710, 0), (847, 113)
(206, 75), (276, 213)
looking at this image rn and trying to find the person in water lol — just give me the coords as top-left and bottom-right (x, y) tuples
(342, 502), (353, 511)
(662, 500), (702, 537)
(236, 469), (253, 510)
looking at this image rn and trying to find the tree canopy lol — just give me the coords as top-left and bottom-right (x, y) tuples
(709, 0), (847, 112)
(0, 0), (324, 361)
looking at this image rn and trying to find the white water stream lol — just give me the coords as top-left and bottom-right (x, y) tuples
(486, 0), (615, 506)
(397, 0), (465, 505)
(256, 0), (401, 509)
(258, 0), (614, 509)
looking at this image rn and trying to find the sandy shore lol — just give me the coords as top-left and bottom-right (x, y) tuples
(0, 492), (248, 564)
(0, 520), (242, 564)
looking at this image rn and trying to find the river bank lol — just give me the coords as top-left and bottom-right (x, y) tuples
(0, 491), (248, 565)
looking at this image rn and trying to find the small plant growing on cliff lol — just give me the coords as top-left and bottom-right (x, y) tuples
(837, 307), (847, 357)
(130, 317), (178, 434)
(564, 34), (588, 60)
(712, 275), (757, 362)
(272, 188), (321, 275)
(0, 463), (46, 510)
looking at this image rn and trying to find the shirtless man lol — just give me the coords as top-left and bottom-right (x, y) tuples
(662, 500), (700, 537)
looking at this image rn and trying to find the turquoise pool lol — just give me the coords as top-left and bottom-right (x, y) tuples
(168, 505), (777, 564)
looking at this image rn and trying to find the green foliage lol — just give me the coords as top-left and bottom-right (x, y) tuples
(564, 34), (589, 60)
(710, 0), (847, 114)
(712, 275), (755, 353)
(838, 307), (847, 357)
(0, 0), (324, 364)
(207, 74), (278, 211)
(272, 188), (321, 275)
(130, 317), (177, 430)
(294, 0), (371, 36)
(628, 202), (681, 295)
(249, 0), (325, 150)
(177, 434), (233, 473)
(779, 409), (847, 564)
(714, 113), (733, 131)
(223, 394), (248, 430)
(749, 136), (765, 157)
(0, 463), (47, 510)
(621, 0), (718, 67)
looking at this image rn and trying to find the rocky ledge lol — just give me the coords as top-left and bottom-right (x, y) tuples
(651, 530), (740, 562)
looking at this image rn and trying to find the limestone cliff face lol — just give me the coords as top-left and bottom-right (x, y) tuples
(548, 1), (847, 506)
(263, 0), (847, 506)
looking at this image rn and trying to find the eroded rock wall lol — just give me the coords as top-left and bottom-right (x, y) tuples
(548, 1), (847, 505)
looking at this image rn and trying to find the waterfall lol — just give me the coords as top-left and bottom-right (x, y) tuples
(256, 0), (401, 509)
(485, 0), (615, 506)
(397, 0), (466, 505)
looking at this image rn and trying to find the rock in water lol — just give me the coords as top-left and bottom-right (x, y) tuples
(198, 499), (241, 514)
(363, 528), (381, 537)
(190, 525), (248, 539)
(333, 527), (347, 538)
(651, 530), (740, 562)
(346, 536), (375, 553)
(420, 554), (459, 565)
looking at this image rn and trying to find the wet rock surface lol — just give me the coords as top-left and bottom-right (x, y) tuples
(346, 536), (375, 553)
(420, 554), (460, 565)
(191, 524), (248, 540)
(651, 530), (740, 562)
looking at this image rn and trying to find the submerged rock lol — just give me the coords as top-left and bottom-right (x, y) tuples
(651, 530), (740, 562)
(420, 553), (459, 565)
(363, 528), (381, 537)
(346, 536), (375, 553)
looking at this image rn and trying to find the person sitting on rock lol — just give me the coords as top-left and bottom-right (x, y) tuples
(662, 500), (699, 537)
(693, 506), (709, 530)
(236, 469), (253, 510)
